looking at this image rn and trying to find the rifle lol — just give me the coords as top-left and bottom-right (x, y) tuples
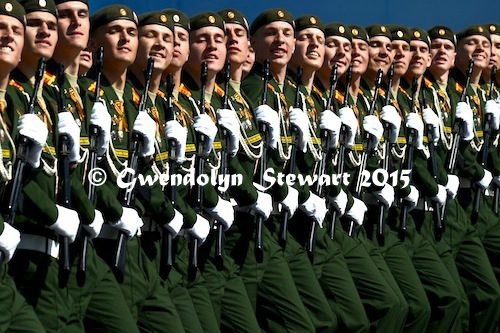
(0, 58), (45, 266)
(348, 69), (384, 236)
(113, 57), (154, 282)
(398, 76), (419, 240)
(254, 60), (270, 262)
(490, 66), (499, 214)
(280, 66), (302, 247)
(78, 47), (104, 285)
(189, 61), (208, 279)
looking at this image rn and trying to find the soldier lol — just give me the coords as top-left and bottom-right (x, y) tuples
(78, 47), (92, 76)
(241, 43), (254, 79)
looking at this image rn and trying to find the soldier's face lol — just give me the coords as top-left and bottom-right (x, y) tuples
(24, 12), (58, 61)
(291, 28), (325, 71)
(137, 24), (174, 72)
(56, 1), (89, 51)
(225, 23), (248, 65)
(320, 35), (350, 78)
(488, 34), (499, 69)
(367, 36), (393, 74)
(242, 44), (255, 76)
(391, 40), (411, 77)
(456, 35), (491, 70)
(92, 20), (138, 68)
(430, 38), (455, 72)
(0, 15), (24, 70)
(251, 21), (295, 68)
(169, 26), (189, 70)
(187, 26), (226, 76)
(351, 39), (369, 75)
(78, 47), (92, 75)
(409, 40), (431, 76)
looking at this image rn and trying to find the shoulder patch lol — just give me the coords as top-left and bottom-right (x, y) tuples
(214, 83), (225, 97)
(9, 79), (24, 91)
(179, 83), (191, 98)
(287, 80), (296, 89)
(455, 82), (463, 94)
(131, 87), (140, 105)
(43, 72), (56, 86)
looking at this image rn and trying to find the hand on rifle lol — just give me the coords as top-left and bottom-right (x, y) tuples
(49, 205), (81, 242)
(345, 197), (367, 226)
(189, 214), (211, 244)
(90, 101), (112, 156)
(0, 223), (21, 262)
(17, 113), (48, 168)
(485, 100), (500, 130)
(133, 112), (156, 157)
(299, 192), (327, 227)
(405, 113), (424, 149)
(217, 108), (240, 156)
(445, 175), (459, 199)
(111, 207), (143, 238)
(193, 114), (217, 156)
(280, 186), (299, 216)
(289, 107), (310, 152)
(380, 105), (401, 143)
(163, 208), (183, 238)
(206, 197), (235, 230)
(82, 209), (104, 239)
(363, 115), (384, 147)
(477, 169), (493, 190)
(339, 107), (358, 148)
(402, 185), (419, 212)
(373, 184), (395, 207)
(327, 189), (348, 216)
(248, 188), (273, 220)
(431, 185), (447, 206)
(422, 108), (440, 145)
(455, 102), (474, 141)
(164, 120), (187, 163)
(255, 105), (280, 148)
(319, 110), (341, 148)
(58, 112), (81, 162)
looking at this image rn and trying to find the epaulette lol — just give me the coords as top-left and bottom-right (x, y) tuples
(287, 80), (296, 89)
(424, 77), (433, 88)
(131, 87), (140, 106)
(214, 83), (225, 97)
(312, 85), (323, 97)
(9, 79), (24, 91)
(179, 83), (191, 98)
(334, 90), (344, 104)
(157, 90), (166, 99)
(43, 72), (56, 86)
(455, 82), (464, 94)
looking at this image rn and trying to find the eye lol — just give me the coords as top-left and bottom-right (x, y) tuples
(79, 10), (88, 18)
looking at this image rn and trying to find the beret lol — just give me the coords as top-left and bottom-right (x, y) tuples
(217, 9), (249, 33)
(190, 11), (224, 32)
(349, 24), (369, 43)
(428, 25), (456, 45)
(19, 0), (56, 17)
(163, 9), (189, 31)
(325, 22), (352, 42)
(389, 25), (411, 44)
(139, 11), (174, 32)
(295, 14), (325, 33)
(250, 8), (294, 36)
(90, 5), (138, 33)
(484, 23), (499, 37)
(0, 0), (26, 25)
(366, 24), (392, 40)
(410, 28), (430, 46)
(457, 24), (490, 42)
(54, 0), (86, 5)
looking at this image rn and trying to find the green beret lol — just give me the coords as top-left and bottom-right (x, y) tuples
(389, 25), (411, 44)
(250, 8), (294, 36)
(0, 0), (26, 25)
(139, 11), (174, 32)
(217, 9), (249, 32)
(410, 28), (430, 46)
(366, 24), (392, 40)
(484, 23), (499, 37)
(190, 11), (224, 32)
(163, 9), (189, 31)
(295, 15), (325, 33)
(349, 25), (368, 43)
(325, 22), (352, 42)
(54, 0), (86, 6)
(19, 0), (56, 17)
(90, 5), (138, 33)
(428, 25), (456, 45)
(457, 24), (491, 42)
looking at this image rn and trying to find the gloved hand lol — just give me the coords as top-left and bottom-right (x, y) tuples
(206, 197), (234, 230)
(58, 112), (81, 162)
(0, 223), (21, 262)
(255, 105), (280, 149)
(164, 120), (188, 163)
(281, 186), (299, 217)
(319, 110), (341, 148)
(163, 209), (184, 237)
(485, 100), (500, 131)
(339, 107), (358, 148)
(133, 112), (156, 157)
(193, 114), (217, 156)
(477, 169), (493, 190)
(402, 185), (419, 212)
(249, 190), (273, 220)
(90, 101), (112, 156)
(82, 209), (104, 239)
(327, 189), (348, 216)
(188, 214), (211, 243)
(445, 174), (459, 199)
(373, 184), (395, 207)
(110, 207), (143, 239)
(431, 185), (447, 205)
(17, 113), (48, 168)
(363, 115), (384, 147)
(380, 105), (401, 143)
(422, 108), (440, 145)
(217, 108), (240, 157)
(345, 197), (367, 226)
(48, 205), (81, 242)
(406, 113), (424, 149)
(455, 102), (474, 141)
(289, 108), (311, 153)
(299, 192), (327, 227)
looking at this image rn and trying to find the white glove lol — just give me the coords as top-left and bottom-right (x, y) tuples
(206, 197), (234, 230)
(327, 189), (348, 217)
(431, 185), (447, 205)
(422, 108), (440, 145)
(188, 214), (211, 243)
(380, 105), (401, 143)
(164, 120), (187, 163)
(477, 169), (493, 190)
(17, 113), (48, 168)
(289, 107), (311, 153)
(445, 174), (459, 199)
(90, 101), (111, 156)
(402, 185), (419, 212)
(319, 110), (341, 148)
(363, 115), (384, 147)
(0, 223), (21, 262)
(48, 205), (81, 243)
(133, 112), (156, 157)
(255, 105), (280, 149)
(193, 114), (217, 156)
(345, 197), (367, 226)
(217, 108), (240, 157)
(250, 190), (273, 220)
(494, 175), (500, 188)
(82, 209), (104, 239)
(111, 207), (143, 239)
(58, 112), (81, 162)
(281, 186), (299, 217)
(339, 107), (358, 148)
(373, 184), (395, 207)
(163, 209), (184, 237)
(299, 192), (327, 227)
(485, 100), (500, 131)
(405, 113), (424, 149)
(455, 102), (474, 141)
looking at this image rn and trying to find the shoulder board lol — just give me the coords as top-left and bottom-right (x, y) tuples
(267, 82), (276, 92)
(179, 83), (191, 98)
(157, 90), (166, 99)
(455, 82), (464, 94)
(43, 72), (56, 86)
(287, 80), (296, 89)
(9, 79), (24, 91)
(312, 85), (323, 97)
(424, 77), (433, 88)
(334, 90), (344, 104)
(131, 87), (140, 106)
(378, 87), (386, 98)
(214, 83), (225, 97)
